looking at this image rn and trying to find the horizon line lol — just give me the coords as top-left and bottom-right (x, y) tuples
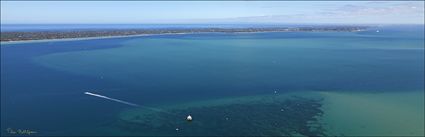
(1, 23), (424, 25)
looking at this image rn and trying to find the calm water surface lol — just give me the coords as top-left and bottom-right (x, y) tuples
(1, 25), (424, 136)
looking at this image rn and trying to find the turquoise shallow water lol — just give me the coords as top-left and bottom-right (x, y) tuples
(1, 25), (424, 136)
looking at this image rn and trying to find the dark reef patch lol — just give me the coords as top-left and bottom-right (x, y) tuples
(118, 96), (325, 136)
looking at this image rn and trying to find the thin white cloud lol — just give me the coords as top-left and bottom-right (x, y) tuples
(329, 2), (424, 16)
(215, 2), (424, 24)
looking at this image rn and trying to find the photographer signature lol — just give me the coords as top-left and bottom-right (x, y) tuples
(6, 128), (37, 135)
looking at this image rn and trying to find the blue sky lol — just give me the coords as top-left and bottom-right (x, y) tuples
(1, 1), (424, 24)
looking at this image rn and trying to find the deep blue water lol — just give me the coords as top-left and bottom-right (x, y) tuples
(1, 25), (424, 136)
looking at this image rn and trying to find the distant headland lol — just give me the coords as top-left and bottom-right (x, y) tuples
(1, 26), (369, 42)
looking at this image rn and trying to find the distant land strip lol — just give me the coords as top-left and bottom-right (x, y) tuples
(1, 26), (369, 42)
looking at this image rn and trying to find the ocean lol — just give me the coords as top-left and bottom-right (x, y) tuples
(1, 24), (424, 136)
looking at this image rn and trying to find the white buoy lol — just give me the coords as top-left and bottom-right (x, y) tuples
(186, 115), (193, 121)
(376, 30), (380, 33)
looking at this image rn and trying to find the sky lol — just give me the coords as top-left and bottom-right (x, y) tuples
(1, 1), (424, 24)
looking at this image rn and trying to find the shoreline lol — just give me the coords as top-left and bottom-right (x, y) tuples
(1, 26), (369, 45)
(0, 33), (190, 45)
(0, 30), (362, 45)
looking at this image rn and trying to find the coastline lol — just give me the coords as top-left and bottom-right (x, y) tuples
(1, 26), (369, 45)
(0, 33), (189, 45)
(0, 30), (363, 45)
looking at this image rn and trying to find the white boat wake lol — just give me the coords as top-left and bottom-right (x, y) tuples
(84, 92), (139, 107)
(84, 92), (170, 114)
